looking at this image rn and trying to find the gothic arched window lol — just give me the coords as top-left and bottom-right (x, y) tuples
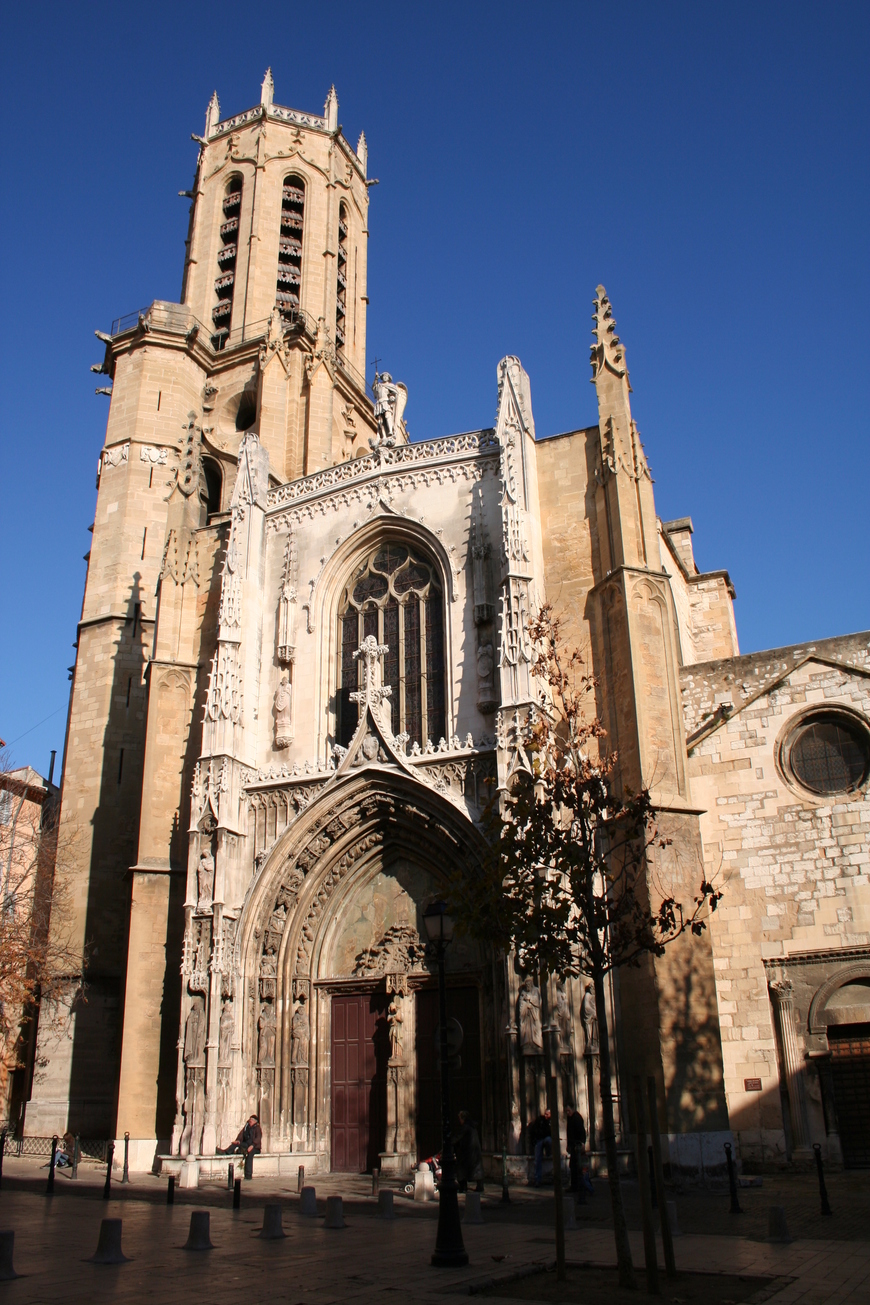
(337, 543), (445, 749)
(202, 457), (222, 518)
(335, 201), (348, 354)
(276, 175), (305, 321)
(212, 174), (242, 349)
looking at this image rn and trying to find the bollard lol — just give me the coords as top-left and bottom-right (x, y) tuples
(813, 1143), (833, 1216)
(244, 1148), (255, 1181)
(259, 1204), (286, 1239)
(0, 1130), (6, 1191)
(71, 1134), (80, 1181)
(371, 1167), (379, 1197)
(233, 1178), (241, 1210)
(501, 1146), (510, 1204)
(666, 1200), (682, 1237)
(167, 1175), (175, 1205)
(184, 1210), (214, 1251)
(103, 1141), (115, 1201)
(299, 1185), (317, 1217)
(227, 1163), (235, 1189)
(0, 1231), (18, 1281)
(324, 1195), (347, 1229)
(89, 1218), (130, 1264)
(46, 1136), (58, 1195)
(463, 1191), (484, 1225)
(768, 1206), (791, 1244)
(377, 1190), (396, 1220)
(724, 1142), (742, 1214)
(296, 1164), (304, 1194)
(122, 1132), (130, 1184)
(414, 1164), (435, 1202)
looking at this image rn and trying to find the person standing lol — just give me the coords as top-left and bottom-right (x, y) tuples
(528, 1108), (552, 1186)
(565, 1104), (587, 1192)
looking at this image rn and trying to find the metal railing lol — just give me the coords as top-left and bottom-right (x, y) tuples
(1, 1134), (109, 1161)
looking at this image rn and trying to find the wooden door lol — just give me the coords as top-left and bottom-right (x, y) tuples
(415, 985), (483, 1162)
(830, 1023), (870, 1168)
(331, 992), (389, 1172)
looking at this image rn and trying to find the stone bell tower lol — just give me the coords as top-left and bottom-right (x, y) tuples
(27, 73), (376, 1157)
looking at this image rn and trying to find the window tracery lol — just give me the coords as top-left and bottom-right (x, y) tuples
(337, 543), (445, 748)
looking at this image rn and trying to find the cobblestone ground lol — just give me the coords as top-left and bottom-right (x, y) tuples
(0, 1160), (867, 1304)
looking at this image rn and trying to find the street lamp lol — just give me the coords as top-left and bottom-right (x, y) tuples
(423, 899), (468, 1268)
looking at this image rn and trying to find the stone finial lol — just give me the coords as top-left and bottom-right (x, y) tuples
(205, 91), (220, 139)
(261, 68), (275, 108)
(350, 635), (392, 714)
(590, 284), (629, 383)
(356, 130), (368, 176)
(324, 85), (339, 132)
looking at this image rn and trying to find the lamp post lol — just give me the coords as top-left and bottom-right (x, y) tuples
(423, 900), (468, 1268)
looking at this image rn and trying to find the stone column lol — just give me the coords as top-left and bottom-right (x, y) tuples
(769, 979), (810, 1153)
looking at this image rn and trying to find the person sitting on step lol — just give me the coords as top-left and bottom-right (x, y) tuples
(218, 1114), (262, 1178)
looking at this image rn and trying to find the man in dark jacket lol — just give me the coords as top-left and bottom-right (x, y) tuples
(565, 1104), (587, 1192)
(529, 1108), (552, 1186)
(453, 1110), (484, 1193)
(220, 1114), (262, 1178)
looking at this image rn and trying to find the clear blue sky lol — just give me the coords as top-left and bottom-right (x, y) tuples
(1, 1), (868, 777)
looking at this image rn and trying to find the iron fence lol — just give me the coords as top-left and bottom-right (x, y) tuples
(1, 1135), (108, 1161)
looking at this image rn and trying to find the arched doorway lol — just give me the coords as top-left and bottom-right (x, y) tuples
(809, 971), (870, 1168)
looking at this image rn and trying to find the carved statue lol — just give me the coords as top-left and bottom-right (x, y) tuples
(518, 976), (543, 1055)
(290, 996), (310, 1065)
(555, 981), (572, 1055)
(196, 846), (214, 912)
(581, 984), (599, 1055)
(218, 1002), (234, 1066)
(258, 1002), (276, 1067)
(387, 995), (404, 1061)
(372, 371), (407, 446)
(183, 997), (207, 1066)
(275, 672), (292, 748)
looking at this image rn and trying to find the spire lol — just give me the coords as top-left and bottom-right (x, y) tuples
(590, 284), (630, 386)
(261, 67), (274, 108)
(324, 85), (339, 132)
(356, 130), (368, 177)
(204, 91), (220, 139)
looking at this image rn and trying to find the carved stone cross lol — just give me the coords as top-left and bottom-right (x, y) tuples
(350, 635), (392, 713)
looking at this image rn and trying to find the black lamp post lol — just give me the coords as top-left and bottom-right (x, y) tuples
(423, 900), (468, 1268)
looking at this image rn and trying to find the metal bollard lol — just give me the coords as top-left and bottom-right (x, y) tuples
(813, 1143), (833, 1216)
(103, 1141), (115, 1201)
(501, 1146), (510, 1203)
(233, 1177), (241, 1209)
(121, 1132), (130, 1184)
(46, 1136), (58, 1195)
(167, 1174), (175, 1204)
(297, 1164), (304, 1194)
(71, 1134), (80, 1181)
(227, 1163), (235, 1189)
(371, 1167), (379, 1197)
(724, 1142), (742, 1214)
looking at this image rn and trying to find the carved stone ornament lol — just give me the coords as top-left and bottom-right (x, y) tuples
(290, 994), (310, 1066)
(139, 444), (169, 465)
(102, 443), (129, 470)
(580, 983), (599, 1055)
(353, 924), (429, 978)
(518, 976), (543, 1055)
(218, 1001), (234, 1066)
(274, 672), (293, 749)
(183, 996), (207, 1066)
(590, 284), (628, 381)
(196, 845), (215, 913)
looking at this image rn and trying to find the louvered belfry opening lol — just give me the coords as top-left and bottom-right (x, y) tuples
(337, 543), (446, 749)
(212, 175), (242, 349)
(276, 175), (305, 322)
(335, 201), (348, 354)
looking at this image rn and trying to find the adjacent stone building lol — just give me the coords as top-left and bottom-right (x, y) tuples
(26, 74), (870, 1175)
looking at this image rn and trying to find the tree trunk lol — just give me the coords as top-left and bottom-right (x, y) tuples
(593, 968), (636, 1290)
(541, 969), (566, 1282)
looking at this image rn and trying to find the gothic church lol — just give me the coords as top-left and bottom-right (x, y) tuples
(27, 74), (870, 1176)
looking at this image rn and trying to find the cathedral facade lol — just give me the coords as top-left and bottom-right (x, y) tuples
(28, 75), (870, 1176)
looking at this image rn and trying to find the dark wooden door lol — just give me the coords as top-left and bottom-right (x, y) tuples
(830, 1023), (870, 1168)
(331, 992), (389, 1172)
(415, 985), (483, 1161)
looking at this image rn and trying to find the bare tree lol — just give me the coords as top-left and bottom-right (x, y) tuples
(450, 605), (721, 1288)
(0, 754), (84, 1124)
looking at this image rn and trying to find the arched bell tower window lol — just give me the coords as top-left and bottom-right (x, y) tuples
(212, 174), (242, 349)
(276, 175), (305, 321)
(335, 201), (348, 354)
(337, 543), (445, 749)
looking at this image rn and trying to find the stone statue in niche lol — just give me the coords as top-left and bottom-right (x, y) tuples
(258, 1002), (276, 1067)
(184, 996), (207, 1066)
(554, 981), (572, 1054)
(388, 994), (404, 1061)
(518, 976), (543, 1055)
(290, 995), (310, 1065)
(218, 1001), (234, 1066)
(196, 846), (215, 912)
(581, 984), (599, 1054)
(476, 641), (497, 712)
(274, 672), (292, 749)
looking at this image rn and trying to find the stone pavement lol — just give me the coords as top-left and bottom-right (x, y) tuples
(0, 1160), (867, 1303)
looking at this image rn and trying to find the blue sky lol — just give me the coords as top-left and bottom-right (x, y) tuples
(1, 1), (868, 777)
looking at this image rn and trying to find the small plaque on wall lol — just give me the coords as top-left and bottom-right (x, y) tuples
(744, 1077), (763, 1092)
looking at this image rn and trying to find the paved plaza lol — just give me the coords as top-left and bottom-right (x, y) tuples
(0, 1160), (868, 1303)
